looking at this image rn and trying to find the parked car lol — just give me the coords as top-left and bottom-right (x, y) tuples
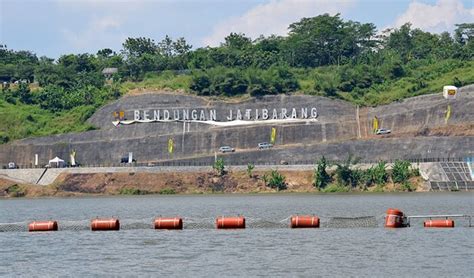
(121, 157), (137, 163)
(258, 142), (273, 149)
(375, 128), (391, 135)
(7, 162), (18, 169)
(219, 146), (235, 153)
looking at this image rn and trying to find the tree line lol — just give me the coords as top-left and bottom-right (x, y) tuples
(1, 14), (473, 112)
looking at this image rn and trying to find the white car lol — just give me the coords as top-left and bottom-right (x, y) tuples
(376, 128), (391, 135)
(219, 146), (235, 153)
(258, 142), (273, 149)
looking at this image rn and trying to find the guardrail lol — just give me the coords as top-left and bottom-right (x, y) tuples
(2, 157), (470, 170)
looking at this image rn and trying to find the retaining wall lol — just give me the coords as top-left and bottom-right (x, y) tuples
(1, 86), (473, 166)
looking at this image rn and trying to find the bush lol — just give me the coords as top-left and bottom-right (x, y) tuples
(6, 184), (25, 197)
(313, 156), (331, 189)
(372, 161), (388, 185)
(246, 163), (255, 178)
(159, 188), (176, 195)
(119, 187), (148, 195)
(266, 170), (287, 191)
(392, 160), (411, 184)
(334, 155), (359, 187)
(213, 158), (225, 176)
(321, 183), (350, 193)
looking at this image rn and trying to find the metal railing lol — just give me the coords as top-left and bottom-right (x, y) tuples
(3, 156), (470, 170)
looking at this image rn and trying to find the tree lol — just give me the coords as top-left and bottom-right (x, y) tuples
(190, 71), (211, 95)
(223, 33), (252, 50)
(454, 23), (474, 45)
(334, 155), (360, 187)
(97, 48), (114, 58)
(372, 161), (388, 185)
(173, 37), (192, 56)
(392, 160), (411, 184)
(158, 35), (174, 57)
(16, 82), (33, 104)
(286, 14), (376, 67)
(122, 37), (157, 58)
(314, 156), (331, 189)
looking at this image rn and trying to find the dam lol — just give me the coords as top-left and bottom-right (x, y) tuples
(0, 85), (473, 167)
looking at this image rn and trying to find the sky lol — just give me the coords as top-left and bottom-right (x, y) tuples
(0, 0), (473, 58)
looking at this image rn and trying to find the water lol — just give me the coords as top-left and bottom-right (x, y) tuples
(1, 193), (473, 277)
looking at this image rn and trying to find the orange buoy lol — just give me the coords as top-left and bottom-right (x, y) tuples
(154, 217), (183, 230)
(216, 216), (245, 229)
(290, 215), (320, 228)
(424, 219), (454, 228)
(28, 221), (58, 232)
(385, 208), (406, 228)
(91, 218), (120, 231)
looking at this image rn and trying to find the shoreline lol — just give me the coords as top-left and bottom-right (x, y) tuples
(1, 169), (428, 198)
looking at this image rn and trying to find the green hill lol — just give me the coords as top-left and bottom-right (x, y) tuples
(1, 14), (473, 143)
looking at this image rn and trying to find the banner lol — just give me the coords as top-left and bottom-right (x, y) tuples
(373, 116), (379, 133)
(270, 127), (276, 144)
(70, 149), (76, 166)
(445, 104), (451, 124)
(168, 138), (174, 154)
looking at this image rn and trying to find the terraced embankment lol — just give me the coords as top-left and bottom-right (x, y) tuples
(0, 85), (472, 167)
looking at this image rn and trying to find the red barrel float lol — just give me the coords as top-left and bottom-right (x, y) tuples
(28, 221), (58, 232)
(290, 215), (320, 228)
(91, 218), (120, 231)
(424, 219), (454, 228)
(154, 217), (183, 230)
(216, 216), (245, 229)
(385, 208), (406, 228)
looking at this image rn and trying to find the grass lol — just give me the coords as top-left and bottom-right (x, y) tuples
(121, 70), (192, 93)
(1, 59), (472, 142)
(320, 183), (351, 193)
(119, 187), (150, 195)
(0, 99), (96, 143)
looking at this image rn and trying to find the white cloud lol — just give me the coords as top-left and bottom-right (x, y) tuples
(202, 0), (356, 47)
(54, 0), (153, 53)
(392, 0), (474, 33)
(61, 16), (124, 52)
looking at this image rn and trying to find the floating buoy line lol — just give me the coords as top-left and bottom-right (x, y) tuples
(0, 210), (472, 233)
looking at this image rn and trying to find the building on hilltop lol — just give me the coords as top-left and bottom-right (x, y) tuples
(102, 67), (118, 80)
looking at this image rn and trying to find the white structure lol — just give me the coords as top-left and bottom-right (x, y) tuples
(48, 157), (66, 168)
(443, 85), (457, 100)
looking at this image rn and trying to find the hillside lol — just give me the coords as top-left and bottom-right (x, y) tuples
(1, 15), (473, 143)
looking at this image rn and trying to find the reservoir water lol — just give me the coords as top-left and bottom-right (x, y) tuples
(1, 193), (473, 277)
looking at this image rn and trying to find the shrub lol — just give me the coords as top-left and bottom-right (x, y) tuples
(334, 155), (359, 187)
(321, 183), (350, 193)
(313, 156), (331, 189)
(392, 160), (411, 184)
(159, 188), (176, 195)
(7, 184), (25, 197)
(213, 158), (225, 176)
(372, 161), (388, 185)
(266, 170), (287, 191)
(246, 163), (255, 178)
(119, 187), (148, 195)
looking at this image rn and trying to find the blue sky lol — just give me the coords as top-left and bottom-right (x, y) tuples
(1, 0), (473, 58)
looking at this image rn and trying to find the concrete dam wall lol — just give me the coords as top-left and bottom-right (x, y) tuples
(1, 85), (473, 167)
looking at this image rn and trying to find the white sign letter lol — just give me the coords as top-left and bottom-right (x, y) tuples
(134, 110), (140, 121)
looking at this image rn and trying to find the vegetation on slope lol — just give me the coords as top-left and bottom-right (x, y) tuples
(1, 14), (473, 142)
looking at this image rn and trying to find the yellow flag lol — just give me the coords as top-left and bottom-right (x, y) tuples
(445, 105), (451, 124)
(373, 116), (379, 133)
(168, 138), (174, 154)
(70, 149), (76, 166)
(270, 127), (276, 144)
